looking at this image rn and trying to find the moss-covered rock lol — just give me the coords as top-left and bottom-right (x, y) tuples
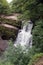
(0, 17), (22, 29)
(0, 26), (18, 40)
(0, 16), (22, 40)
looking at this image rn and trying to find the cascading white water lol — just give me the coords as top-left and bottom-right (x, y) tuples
(14, 21), (33, 48)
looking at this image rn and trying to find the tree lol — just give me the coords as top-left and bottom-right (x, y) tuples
(11, 0), (43, 20)
(32, 19), (43, 52)
(0, 0), (11, 15)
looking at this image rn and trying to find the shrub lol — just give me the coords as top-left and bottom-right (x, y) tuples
(0, 61), (14, 65)
(2, 41), (36, 65)
(32, 19), (43, 52)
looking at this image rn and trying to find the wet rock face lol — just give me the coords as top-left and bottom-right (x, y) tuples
(1, 34), (9, 40)
(0, 37), (8, 52)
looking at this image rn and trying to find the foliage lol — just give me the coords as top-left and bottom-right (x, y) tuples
(11, 0), (43, 20)
(0, 0), (11, 15)
(0, 61), (14, 65)
(0, 41), (43, 65)
(32, 19), (43, 52)
(1, 41), (37, 65)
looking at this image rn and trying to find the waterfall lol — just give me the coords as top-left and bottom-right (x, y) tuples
(14, 20), (33, 48)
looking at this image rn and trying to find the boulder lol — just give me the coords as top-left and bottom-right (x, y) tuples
(0, 37), (8, 51)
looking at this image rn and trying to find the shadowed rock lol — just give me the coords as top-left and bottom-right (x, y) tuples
(0, 37), (8, 51)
